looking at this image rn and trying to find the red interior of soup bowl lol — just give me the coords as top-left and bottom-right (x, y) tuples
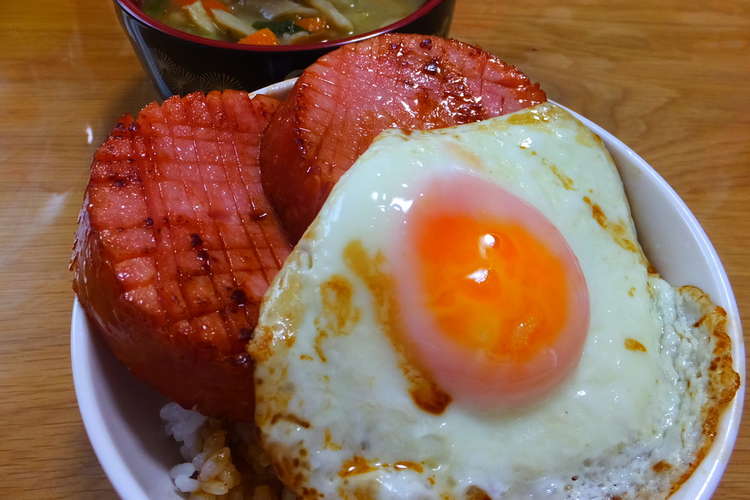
(116, 0), (446, 51)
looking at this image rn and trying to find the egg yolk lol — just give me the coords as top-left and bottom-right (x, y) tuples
(416, 215), (569, 365)
(396, 173), (589, 408)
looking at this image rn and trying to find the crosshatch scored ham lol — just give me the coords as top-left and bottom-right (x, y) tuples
(260, 34), (547, 242)
(72, 90), (289, 420)
(72, 34), (546, 420)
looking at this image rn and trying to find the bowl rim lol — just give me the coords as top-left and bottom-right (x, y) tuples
(71, 302), (152, 500)
(114, 0), (447, 52)
(72, 78), (745, 500)
(563, 106), (746, 499)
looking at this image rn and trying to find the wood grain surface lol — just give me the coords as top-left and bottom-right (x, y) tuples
(0, 0), (747, 498)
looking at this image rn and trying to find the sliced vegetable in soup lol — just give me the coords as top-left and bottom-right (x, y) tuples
(143, 0), (426, 45)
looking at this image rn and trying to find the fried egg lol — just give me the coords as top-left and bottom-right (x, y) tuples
(250, 103), (738, 499)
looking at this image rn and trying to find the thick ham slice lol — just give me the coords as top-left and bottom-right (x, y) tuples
(72, 90), (289, 420)
(260, 34), (547, 241)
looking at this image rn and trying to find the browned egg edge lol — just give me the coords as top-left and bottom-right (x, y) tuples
(248, 235), (740, 500)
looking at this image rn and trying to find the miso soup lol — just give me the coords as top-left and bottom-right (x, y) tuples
(143, 0), (426, 45)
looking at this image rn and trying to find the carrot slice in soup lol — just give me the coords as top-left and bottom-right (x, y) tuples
(296, 16), (327, 32)
(202, 0), (230, 12)
(238, 28), (279, 45)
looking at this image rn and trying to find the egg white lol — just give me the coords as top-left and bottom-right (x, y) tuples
(251, 103), (726, 499)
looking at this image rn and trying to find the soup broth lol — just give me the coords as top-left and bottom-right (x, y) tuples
(143, 0), (426, 46)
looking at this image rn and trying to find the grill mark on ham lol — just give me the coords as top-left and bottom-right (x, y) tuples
(183, 96), (250, 342)
(73, 90), (289, 420)
(260, 34), (547, 242)
(221, 92), (286, 273)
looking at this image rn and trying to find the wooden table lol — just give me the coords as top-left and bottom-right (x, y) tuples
(0, 0), (747, 498)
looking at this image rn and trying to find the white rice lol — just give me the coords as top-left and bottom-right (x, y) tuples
(160, 402), (291, 500)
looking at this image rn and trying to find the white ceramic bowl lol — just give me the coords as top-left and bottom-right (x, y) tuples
(71, 78), (745, 500)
